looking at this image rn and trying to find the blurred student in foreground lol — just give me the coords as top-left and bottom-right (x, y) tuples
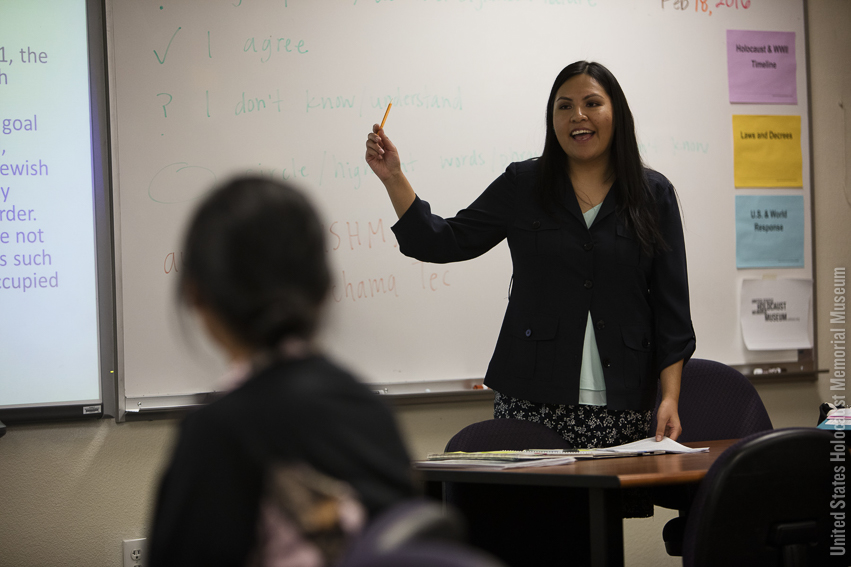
(148, 176), (415, 567)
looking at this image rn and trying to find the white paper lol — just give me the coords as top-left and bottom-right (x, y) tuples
(597, 437), (708, 454)
(826, 409), (851, 425)
(416, 456), (577, 469)
(741, 279), (813, 350)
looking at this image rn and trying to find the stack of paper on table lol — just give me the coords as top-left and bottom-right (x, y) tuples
(417, 450), (577, 470)
(416, 438), (708, 469)
(819, 407), (851, 429)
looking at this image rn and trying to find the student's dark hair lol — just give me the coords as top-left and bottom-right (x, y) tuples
(179, 176), (330, 350)
(536, 60), (667, 254)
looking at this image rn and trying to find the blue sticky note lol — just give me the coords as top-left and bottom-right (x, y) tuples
(736, 195), (804, 268)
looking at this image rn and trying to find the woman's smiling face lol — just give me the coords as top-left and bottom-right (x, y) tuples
(552, 73), (615, 170)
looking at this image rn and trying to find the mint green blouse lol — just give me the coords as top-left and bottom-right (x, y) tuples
(579, 203), (606, 406)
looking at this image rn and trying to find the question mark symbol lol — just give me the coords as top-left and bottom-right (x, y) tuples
(157, 93), (173, 118)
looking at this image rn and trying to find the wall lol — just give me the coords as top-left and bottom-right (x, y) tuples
(0, 2), (848, 566)
(811, 0), (851, 408)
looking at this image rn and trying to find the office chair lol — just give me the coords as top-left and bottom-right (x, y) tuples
(346, 543), (507, 567)
(683, 428), (843, 567)
(649, 358), (774, 555)
(650, 359), (773, 443)
(444, 417), (573, 453)
(443, 418), (586, 567)
(340, 499), (506, 567)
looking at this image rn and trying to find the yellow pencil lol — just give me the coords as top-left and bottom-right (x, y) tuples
(380, 102), (392, 129)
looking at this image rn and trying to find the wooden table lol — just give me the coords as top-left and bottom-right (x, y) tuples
(413, 439), (736, 567)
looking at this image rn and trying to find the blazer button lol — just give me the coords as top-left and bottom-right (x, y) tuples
(642, 338), (651, 349)
(525, 329), (532, 337)
(583, 242), (593, 251)
(602, 358), (611, 368)
(584, 280), (593, 289)
(531, 220), (541, 229)
(596, 320), (605, 330)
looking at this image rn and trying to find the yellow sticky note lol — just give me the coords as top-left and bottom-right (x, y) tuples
(733, 115), (802, 188)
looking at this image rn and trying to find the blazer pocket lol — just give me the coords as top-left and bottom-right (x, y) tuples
(507, 314), (559, 383)
(622, 326), (652, 389)
(512, 218), (562, 256)
(616, 223), (640, 266)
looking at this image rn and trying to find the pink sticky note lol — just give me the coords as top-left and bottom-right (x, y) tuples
(727, 30), (797, 104)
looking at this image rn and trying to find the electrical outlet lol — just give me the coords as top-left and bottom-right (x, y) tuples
(123, 537), (147, 567)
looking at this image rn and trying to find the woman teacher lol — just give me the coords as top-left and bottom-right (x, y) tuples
(364, 60), (695, 452)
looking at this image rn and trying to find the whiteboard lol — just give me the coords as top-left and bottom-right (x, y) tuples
(107, 0), (812, 408)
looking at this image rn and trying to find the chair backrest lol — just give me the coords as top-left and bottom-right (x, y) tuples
(340, 499), (505, 567)
(350, 542), (507, 567)
(651, 358), (773, 442)
(340, 499), (464, 566)
(683, 428), (843, 567)
(444, 418), (573, 452)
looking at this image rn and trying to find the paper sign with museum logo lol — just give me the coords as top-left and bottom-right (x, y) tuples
(735, 195), (804, 269)
(741, 279), (812, 350)
(727, 30), (797, 104)
(733, 115), (802, 187)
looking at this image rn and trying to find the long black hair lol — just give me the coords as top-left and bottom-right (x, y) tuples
(536, 61), (666, 254)
(179, 176), (330, 350)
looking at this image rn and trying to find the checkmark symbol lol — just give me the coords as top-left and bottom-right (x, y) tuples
(154, 27), (182, 65)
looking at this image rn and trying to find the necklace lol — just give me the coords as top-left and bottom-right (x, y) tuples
(575, 189), (607, 212)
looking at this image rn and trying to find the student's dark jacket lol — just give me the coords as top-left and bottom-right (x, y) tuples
(391, 159), (696, 411)
(148, 355), (414, 567)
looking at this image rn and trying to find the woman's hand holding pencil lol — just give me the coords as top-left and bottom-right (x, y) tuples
(365, 102), (416, 218)
(365, 103), (400, 180)
(364, 123), (400, 181)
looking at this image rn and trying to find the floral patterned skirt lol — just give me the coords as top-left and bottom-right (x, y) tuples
(493, 390), (655, 518)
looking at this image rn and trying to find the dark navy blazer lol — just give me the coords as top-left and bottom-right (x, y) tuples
(391, 159), (696, 411)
